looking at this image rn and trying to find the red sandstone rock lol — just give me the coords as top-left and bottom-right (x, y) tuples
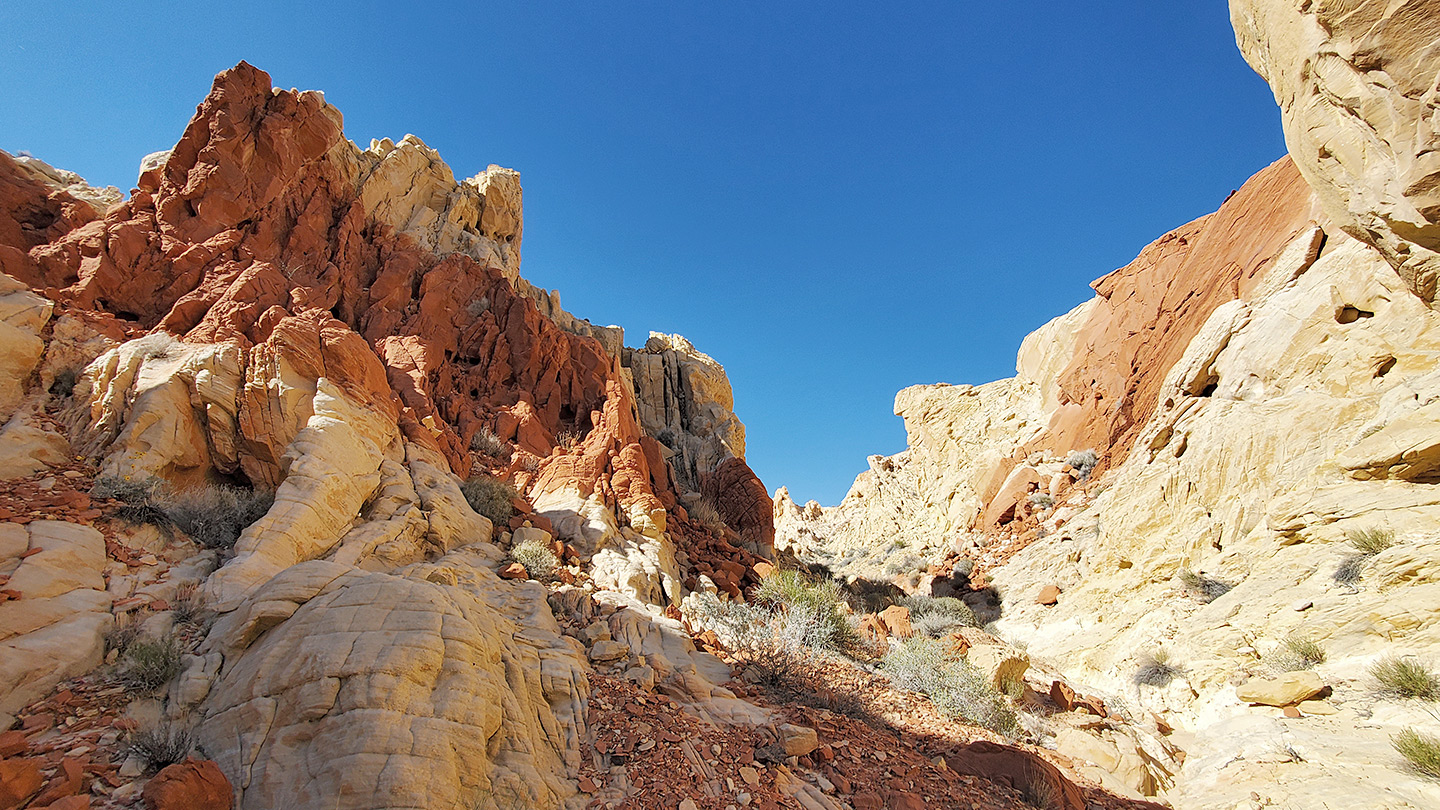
(946, 741), (1086, 810)
(36, 796), (90, 810)
(1037, 584), (1061, 605)
(878, 605), (913, 639)
(141, 759), (232, 810)
(1033, 157), (1315, 480)
(0, 757), (43, 810)
(701, 457), (774, 554)
(499, 563), (528, 580)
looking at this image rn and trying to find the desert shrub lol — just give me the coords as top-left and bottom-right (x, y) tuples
(163, 484), (273, 550)
(1178, 568), (1232, 603)
(556, 428), (582, 448)
(687, 498), (726, 531)
(469, 426), (511, 460)
(1334, 528), (1396, 585)
(1066, 449), (1098, 480)
(1350, 527), (1396, 555)
(126, 723), (195, 772)
(92, 475), (171, 528)
(465, 296), (490, 317)
(105, 612), (144, 654)
(1371, 655), (1440, 700)
(1268, 634), (1326, 672)
(685, 592), (812, 688)
(462, 475), (517, 526)
(170, 584), (206, 627)
(49, 366), (80, 397)
(1133, 649), (1183, 687)
(754, 569), (857, 652)
(1393, 728), (1440, 778)
(117, 636), (182, 691)
(902, 594), (979, 637)
(1333, 554), (1369, 585)
(1027, 492), (1055, 511)
(883, 635), (1020, 737)
(509, 538), (561, 581)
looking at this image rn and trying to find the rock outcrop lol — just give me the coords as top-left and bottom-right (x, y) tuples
(777, 8), (1440, 808)
(0, 60), (773, 810)
(1231, 0), (1440, 306)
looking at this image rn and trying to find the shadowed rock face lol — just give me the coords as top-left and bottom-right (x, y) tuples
(1231, 0), (1440, 305)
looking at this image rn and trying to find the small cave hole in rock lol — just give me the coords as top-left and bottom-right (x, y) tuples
(1375, 356), (1397, 378)
(1337, 305), (1374, 324)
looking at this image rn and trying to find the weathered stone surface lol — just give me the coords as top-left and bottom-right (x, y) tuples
(627, 332), (746, 492)
(141, 759), (232, 810)
(1231, 0), (1440, 305)
(1236, 671), (1326, 707)
(0, 522), (111, 718)
(200, 550), (587, 810)
(779, 723), (819, 757)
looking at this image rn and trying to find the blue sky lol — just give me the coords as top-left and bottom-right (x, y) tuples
(1, 2), (1286, 505)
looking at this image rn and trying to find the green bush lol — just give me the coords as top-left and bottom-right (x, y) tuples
(754, 569), (857, 652)
(164, 484), (273, 550)
(902, 594), (979, 638)
(1335, 527), (1397, 585)
(1371, 655), (1440, 700)
(1269, 634), (1327, 672)
(1133, 649), (1183, 687)
(462, 475), (517, 526)
(1350, 527), (1396, 555)
(509, 538), (561, 581)
(883, 635), (1019, 737)
(117, 636), (182, 692)
(1393, 728), (1440, 778)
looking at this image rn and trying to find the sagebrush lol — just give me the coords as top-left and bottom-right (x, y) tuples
(462, 475), (517, 525)
(902, 594), (979, 637)
(509, 538), (561, 580)
(164, 484), (273, 550)
(469, 426), (511, 460)
(883, 635), (1019, 737)
(754, 569), (858, 652)
(1371, 655), (1440, 700)
(117, 636), (182, 691)
(1066, 449), (1098, 480)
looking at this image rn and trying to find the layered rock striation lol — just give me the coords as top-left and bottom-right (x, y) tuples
(0, 60), (772, 809)
(777, 5), (1440, 807)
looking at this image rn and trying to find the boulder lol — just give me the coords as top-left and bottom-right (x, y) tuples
(1236, 671), (1326, 707)
(877, 605), (913, 638)
(0, 757), (43, 810)
(141, 759), (232, 810)
(780, 723), (819, 757)
(966, 644), (1029, 692)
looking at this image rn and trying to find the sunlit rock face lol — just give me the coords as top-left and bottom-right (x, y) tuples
(0, 59), (773, 809)
(1231, 0), (1440, 305)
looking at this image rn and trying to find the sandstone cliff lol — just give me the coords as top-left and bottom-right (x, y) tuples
(776, 5), (1440, 807)
(0, 61), (774, 809)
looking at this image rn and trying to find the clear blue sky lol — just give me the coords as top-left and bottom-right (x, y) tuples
(1, 2), (1286, 505)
